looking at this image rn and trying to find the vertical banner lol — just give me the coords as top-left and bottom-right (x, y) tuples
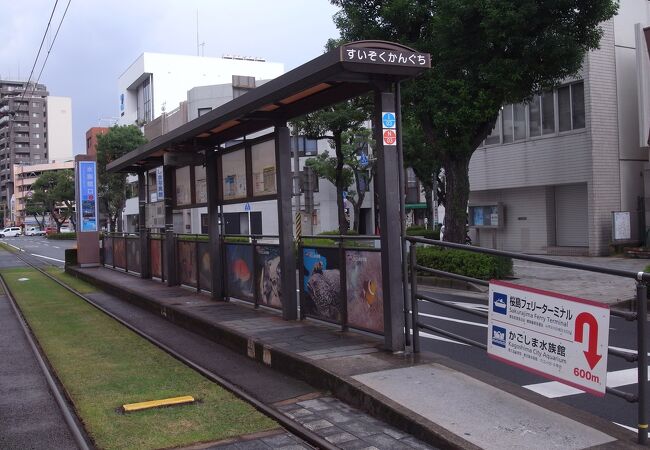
(156, 166), (164, 201)
(78, 161), (99, 232)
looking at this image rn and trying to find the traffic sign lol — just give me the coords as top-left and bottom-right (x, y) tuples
(383, 129), (397, 146)
(382, 112), (396, 129)
(359, 153), (369, 168)
(487, 280), (610, 396)
(244, 202), (251, 212)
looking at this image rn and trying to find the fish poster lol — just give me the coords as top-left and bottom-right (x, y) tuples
(256, 245), (282, 309)
(302, 247), (342, 323)
(177, 241), (197, 286)
(103, 236), (113, 266)
(225, 244), (254, 301)
(149, 238), (162, 278)
(197, 242), (211, 291)
(346, 250), (384, 334)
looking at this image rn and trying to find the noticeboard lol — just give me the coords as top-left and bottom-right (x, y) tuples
(469, 204), (503, 228)
(612, 211), (632, 241)
(487, 280), (609, 396)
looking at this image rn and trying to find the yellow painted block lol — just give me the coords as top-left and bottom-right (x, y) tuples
(122, 395), (195, 412)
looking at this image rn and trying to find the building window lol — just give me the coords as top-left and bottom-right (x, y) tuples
(198, 107), (212, 117)
(502, 105), (513, 143)
(571, 82), (585, 129)
(137, 75), (153, 124)
(32, 123), (39, 128)
(32, 112), (40, 118)
(484, 112), (501, 145)
(558, 81), (584, 132)
(291, 136), (318, 156)
(33, 133), (39, 139)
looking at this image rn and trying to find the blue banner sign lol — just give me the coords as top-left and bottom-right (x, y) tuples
(79, 161), (98, 232)
(156, 166), (164, 201)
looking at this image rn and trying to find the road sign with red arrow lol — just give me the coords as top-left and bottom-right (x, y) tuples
(487, 280), (610, 396)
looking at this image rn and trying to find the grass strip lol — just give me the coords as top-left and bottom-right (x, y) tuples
(44, 267), (97, 294)
(2, 266), (277, 450)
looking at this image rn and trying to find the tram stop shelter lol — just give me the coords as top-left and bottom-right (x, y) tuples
(106, 41), (431, 352)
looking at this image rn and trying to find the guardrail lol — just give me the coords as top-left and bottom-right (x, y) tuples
(405, 235), (649, 444)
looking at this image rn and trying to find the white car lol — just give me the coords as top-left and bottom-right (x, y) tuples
(25, 226), (46, 236)
(0, 227), (22, 237)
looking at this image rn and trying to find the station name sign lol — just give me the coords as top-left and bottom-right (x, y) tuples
(342, 46), (431, 68)
(487, 280), (610, 396)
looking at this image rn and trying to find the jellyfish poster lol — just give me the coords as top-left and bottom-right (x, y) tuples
(225, 244), (254, 301)
(345, 250), (384, 334)
(302, 247), (342, 323)
(256, 245), (282, 309)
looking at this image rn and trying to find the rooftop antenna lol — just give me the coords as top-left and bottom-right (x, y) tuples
(200, 42), (206, 57)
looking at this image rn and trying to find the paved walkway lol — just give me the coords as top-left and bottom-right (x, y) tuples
(511, 255), (650, 305)
(68, 265), (638, 449)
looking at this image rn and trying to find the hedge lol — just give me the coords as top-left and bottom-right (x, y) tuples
(406, 226), (439, 240)
(416, 246), (512, 280)
(47, 232), (77, 240)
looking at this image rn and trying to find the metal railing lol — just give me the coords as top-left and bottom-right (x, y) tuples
(405, 235), (649, 444)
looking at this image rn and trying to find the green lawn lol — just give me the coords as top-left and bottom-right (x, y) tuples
(2, 266), (277, 449)
(44, 267), (97, 294)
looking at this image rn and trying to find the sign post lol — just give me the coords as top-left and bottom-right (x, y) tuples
(75, 155), (100, 267)
(487, 280), (609, 396)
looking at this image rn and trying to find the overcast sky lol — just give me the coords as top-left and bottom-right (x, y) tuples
(0, 0), (340, 155)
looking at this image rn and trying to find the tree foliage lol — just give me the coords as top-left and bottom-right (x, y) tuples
(25, 197), (47, 229)
(96, 125), (147, 232)
(331, 0), (618, 242)
(305, 128), (375, 232)
(31, 170), (76, 231)
(292, 96), (371, 234)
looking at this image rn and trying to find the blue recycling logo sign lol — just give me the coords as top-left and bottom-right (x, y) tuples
(382, 112), (396, 129)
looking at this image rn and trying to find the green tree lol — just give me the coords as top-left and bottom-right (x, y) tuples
(402, 112), (441, 229)
(24, 197), (47, 229)
(331, 0), (618, 242)
(292, 98), (371, 234)
(305, 128), (375, 232)
(31, 170), (76, 231)
(96, 125), (147, 232)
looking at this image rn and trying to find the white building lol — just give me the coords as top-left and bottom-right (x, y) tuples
(45, 96), (73, 162)
(467, 0), (650, 256)
(117, 53), (284, 126)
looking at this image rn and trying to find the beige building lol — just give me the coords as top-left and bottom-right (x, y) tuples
(12, 160), (74, 226)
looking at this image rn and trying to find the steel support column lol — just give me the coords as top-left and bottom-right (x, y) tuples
(138, 170), (150, 278)
(206, 149), (224, 299)
(375, 89), (406, 352)
(163, 165), (178, 286)
(275, 124), (298, 320)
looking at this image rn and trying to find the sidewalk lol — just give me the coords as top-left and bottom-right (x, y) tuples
(67, 265), (637, 449)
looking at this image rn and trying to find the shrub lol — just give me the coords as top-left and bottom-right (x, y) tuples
(406, 226), (439, 240)
(416, 246), (512, 280)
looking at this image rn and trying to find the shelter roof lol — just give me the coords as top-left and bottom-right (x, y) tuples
(108, 41), (431, 173)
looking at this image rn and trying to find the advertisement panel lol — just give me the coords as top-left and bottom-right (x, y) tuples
(488, 280), (610, 396)
(198, 242), (211, 291)
(177, 241), (197, 287)
(103, 237), (113, 266)
(256, 245), (282, 309)
(345, 250), (384, 334)
(302, 247), (342, 323)
(149, 238), (162, 278)
(225, 244), (254, 301)
(78, 161), (98, 232)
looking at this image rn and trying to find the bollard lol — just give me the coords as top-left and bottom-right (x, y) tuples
(637, 280), (648, 445)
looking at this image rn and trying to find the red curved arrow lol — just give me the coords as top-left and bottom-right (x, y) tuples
(574, 312), (602, 370)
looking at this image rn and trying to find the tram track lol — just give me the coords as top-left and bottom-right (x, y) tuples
(3, 249), (338, 450)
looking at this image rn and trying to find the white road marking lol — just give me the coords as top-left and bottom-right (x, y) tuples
(447, 301), (488, 312)
(411, 329), (469, 346)
(524, 367), (650, 398)
(30, 253), (64, 263)
(614, 422), (637, 433)
(53, 246), (60, 249)
(418, 311), (487, 328)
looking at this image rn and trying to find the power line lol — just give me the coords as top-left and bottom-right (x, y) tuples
(18, 0), (60, 103)
(30, 0), (72, 97)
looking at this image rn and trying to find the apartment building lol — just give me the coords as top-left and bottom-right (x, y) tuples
(467, 0), (650, 256)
